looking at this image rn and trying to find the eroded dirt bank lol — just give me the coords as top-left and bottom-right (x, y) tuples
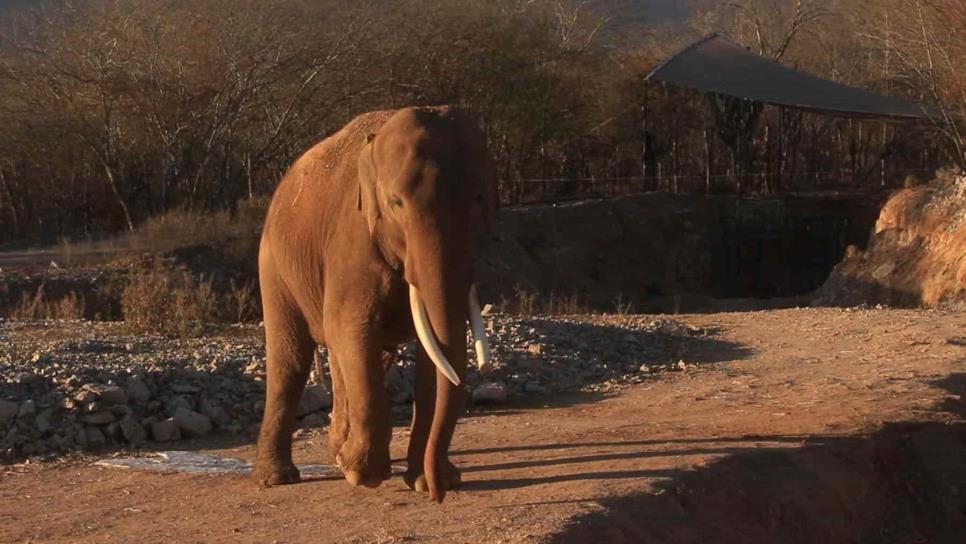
(1, 307), (964, 543)
(817, 171), (965, 308)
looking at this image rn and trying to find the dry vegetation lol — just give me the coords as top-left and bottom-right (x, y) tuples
(120, 258), (260, 337)
(9, 284), (84, 320)
(0, 0), (962, 246)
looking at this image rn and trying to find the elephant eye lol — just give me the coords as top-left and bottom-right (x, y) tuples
(388, 196), (403, 208)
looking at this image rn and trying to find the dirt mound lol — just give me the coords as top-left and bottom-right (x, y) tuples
(816, 171), (966, 308)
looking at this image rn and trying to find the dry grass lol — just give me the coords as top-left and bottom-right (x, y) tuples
(121, 259), (219, 337)
(120, 258), (262, 336)
(44, 197), (269, 268)
(10, 284), (85, 320)
(131, 198), (266, 262)
(499, 286), (591, 316)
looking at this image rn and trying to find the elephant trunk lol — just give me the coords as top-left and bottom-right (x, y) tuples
(404, 231), (472, 503)
(413, 278), (467, 503)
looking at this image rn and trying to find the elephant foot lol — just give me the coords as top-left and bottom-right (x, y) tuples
(403, 461), (461, 493)
(252, 460), (301, 487)
(336, 441), (391, 489)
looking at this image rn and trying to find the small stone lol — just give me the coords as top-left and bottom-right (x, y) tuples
(526, 343), (543, 355)
(0, 399), (19, 425)
(81, 411), (116, 425)
(472, 381), (510, 404)
(84, 426), (106, 447)
(298, 384), (332, 416)
(677, 360), (688, 371)
(120, 415), (147, 445)
(638, 364), (653, 373)
(481, 304), (495, 316)
(73, 390), (97, 405)
(126, 379), (151, 404)
(174, 409), (212, 438)
(151, 418), (181, 442)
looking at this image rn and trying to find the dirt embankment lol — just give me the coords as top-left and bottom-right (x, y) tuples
(816, 171), (966, 308)
(479, 192), (880, 311)
(0, 191), (885, 317)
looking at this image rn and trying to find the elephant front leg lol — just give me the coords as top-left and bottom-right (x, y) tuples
(328, 332), (392, 489)
(327, 353), (350, 462)
(404, 347), (462, 493)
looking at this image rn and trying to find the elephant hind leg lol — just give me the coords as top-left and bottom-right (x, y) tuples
(252, 271), (315, 487)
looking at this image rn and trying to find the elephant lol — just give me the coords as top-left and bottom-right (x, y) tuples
(252, 106), (497, 503)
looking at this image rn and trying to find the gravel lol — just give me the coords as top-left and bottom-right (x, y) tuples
(0, 312), (719, 460)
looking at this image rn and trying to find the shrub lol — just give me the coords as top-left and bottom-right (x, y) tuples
(121, 259), (219, 337)
(10, 284), (85, 320)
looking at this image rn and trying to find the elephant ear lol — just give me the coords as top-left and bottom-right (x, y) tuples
(357, 133), (381, 235)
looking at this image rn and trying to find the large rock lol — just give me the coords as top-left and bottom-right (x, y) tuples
(119, 415), (147, 445)
(84, 384), (128, 406)
(35, 409), (53, 434)
(126, 379), (152, 404)
(199, 399), (229, 427)
(300, 412), (328, 429)
(17, 399), (36, 418)
(151, 418), (181, 442)
(0, 399), (19, 425)
(298, 384), (332, 416)
(472, 381), (510, 404)
(163, 395), (193, 417)
(84, 426), (106, 447)
(81, 411), (116, 425)
(174, 409), (212, 438)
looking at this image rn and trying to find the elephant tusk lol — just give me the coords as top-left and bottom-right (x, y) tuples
(468, 285), (492, 373)
(409, 285), (461, 386)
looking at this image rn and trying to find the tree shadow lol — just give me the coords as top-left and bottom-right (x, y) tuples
(455, 317), (755, 403)
(539, 373), (966, 544)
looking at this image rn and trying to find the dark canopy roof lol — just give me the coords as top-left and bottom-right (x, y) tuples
(646, 34), (934, 121)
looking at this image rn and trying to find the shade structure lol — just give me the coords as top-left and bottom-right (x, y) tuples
(646, 34), (934, 121)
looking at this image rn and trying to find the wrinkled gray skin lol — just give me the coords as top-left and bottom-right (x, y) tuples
(252, 106), (497, 502)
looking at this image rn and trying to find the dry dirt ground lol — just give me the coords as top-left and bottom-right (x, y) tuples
(2, 307), (964, 544)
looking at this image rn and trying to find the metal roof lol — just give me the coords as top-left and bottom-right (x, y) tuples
(646, 34), (935, 121)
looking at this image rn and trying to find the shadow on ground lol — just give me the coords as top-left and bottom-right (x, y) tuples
(471, 317), (754, 400)
(540, 373), (966, 544)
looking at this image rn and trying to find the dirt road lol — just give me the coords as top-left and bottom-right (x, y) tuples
(2, 308), (964, 543)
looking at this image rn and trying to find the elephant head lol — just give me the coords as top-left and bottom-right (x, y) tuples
(356, 106), (497, 500)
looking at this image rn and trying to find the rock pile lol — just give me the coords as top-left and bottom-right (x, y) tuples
(1, 313), (716, 460)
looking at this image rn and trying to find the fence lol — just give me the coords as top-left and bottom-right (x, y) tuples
(499, 168), (938, 206)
